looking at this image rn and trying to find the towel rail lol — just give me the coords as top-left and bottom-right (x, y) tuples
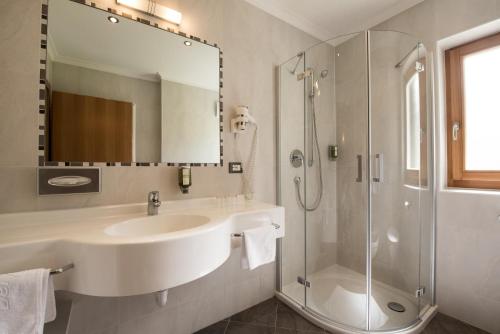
(231, 223), (280, 238)
(49, 263), (74, 275)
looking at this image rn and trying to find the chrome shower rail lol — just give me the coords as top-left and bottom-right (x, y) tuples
(49, 263), (74, 276)
(231, 223), (280, 237)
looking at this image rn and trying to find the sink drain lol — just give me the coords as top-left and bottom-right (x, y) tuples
(387, 302), (405, 313)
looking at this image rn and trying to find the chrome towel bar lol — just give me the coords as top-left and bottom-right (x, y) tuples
(231, 223), (280, 238)
(49, 263), (74, 276)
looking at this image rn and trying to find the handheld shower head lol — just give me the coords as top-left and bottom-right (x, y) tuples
(314, 80), (320, 97)
(310, 70), (328, 97)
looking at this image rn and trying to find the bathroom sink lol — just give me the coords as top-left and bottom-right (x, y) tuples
(105, 214), (210, 237)
(0, 198), (284, 296)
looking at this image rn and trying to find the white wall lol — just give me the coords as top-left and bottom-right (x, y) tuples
(160, 80), (220, 164)
(376, 1), (500, 333)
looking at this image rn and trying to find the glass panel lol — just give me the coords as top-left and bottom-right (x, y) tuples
(278, 30), (434, 333)
(304, 32), (369, 330)
(463, 46), (500, 170)
(278, 54), (307, 306)
(368, 31), (425, 330)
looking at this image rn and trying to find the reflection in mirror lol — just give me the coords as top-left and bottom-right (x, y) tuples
(46, 0), (221, 164)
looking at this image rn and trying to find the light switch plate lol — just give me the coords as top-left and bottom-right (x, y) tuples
(228, 162), (243, 174)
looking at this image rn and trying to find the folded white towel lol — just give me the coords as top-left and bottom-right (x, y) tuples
(0, 269), (56, 334)
(241, 225), (277, 270)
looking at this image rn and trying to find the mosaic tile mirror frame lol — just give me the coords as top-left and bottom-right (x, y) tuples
(38, 0), (224, 168)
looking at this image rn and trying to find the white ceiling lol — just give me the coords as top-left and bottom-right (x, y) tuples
(244, 0), (424, 41)
(48, 0), (220, 91)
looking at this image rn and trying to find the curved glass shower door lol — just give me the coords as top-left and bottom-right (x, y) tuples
(368, 30), (428, 331)
(278, 29), (434, 334)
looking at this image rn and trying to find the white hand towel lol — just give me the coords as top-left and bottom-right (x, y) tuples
(0, 269), (56, 334)
(241, 225), (277, 270)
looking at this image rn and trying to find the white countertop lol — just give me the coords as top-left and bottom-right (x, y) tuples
(0, 196), (284, 296)
(0, 196), (279, 245)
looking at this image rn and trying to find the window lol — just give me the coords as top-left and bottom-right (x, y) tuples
(445, 32), (500, 189)
(406, 73), (421, 171)
(404, 58), (427, 187)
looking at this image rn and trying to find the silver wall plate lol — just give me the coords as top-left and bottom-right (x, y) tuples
(38, 167), (101, 195)
(289, 149), (304, 168)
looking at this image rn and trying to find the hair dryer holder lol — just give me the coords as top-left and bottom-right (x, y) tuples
(231, 105), (256, 133)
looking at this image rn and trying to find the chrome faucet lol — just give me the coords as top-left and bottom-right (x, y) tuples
(147, 191), (161, 215)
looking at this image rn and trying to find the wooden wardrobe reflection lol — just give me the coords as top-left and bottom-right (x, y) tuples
(49, 91), (133, 162)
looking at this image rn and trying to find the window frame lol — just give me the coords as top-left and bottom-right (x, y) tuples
(445, 32), (500, 189)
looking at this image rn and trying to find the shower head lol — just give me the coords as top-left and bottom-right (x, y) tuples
(320, 69), (329, 79)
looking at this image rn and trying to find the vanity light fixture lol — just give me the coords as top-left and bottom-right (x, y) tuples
(107, 16), (119, 23)
(116, 0), (182, 25)
(184, 41), (192, 46)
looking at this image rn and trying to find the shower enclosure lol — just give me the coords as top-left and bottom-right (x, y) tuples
(277, 30), (436, 333)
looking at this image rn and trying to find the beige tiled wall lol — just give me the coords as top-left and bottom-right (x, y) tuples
(0, 0), (318, 213)
(0, 0), (319, 333)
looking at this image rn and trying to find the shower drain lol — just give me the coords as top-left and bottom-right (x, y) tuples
(387, 302), (406, 313)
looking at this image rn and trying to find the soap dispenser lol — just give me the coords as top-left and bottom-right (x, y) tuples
(178, 166), (192, 194)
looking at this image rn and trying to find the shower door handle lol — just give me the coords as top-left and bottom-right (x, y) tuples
(356, 155), (362, 182)
(373, 153), (383, 183)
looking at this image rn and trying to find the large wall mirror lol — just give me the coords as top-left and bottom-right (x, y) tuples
(41, 0), (222, 166)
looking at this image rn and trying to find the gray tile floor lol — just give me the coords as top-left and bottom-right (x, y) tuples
(195, 297), (490, 334)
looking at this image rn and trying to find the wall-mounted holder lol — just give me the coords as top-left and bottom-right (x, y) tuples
(178, 167), (192, 194)
(50, 263), (74, 276)
(156, 289), (168, 307)
(328, 145), (339, 161)
(231, 223), (280, 238)
(230, 105), (257, 133)
(38, 167), (101, 195)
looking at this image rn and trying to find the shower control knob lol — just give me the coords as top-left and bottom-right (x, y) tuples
(290, 149), (304, 168)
